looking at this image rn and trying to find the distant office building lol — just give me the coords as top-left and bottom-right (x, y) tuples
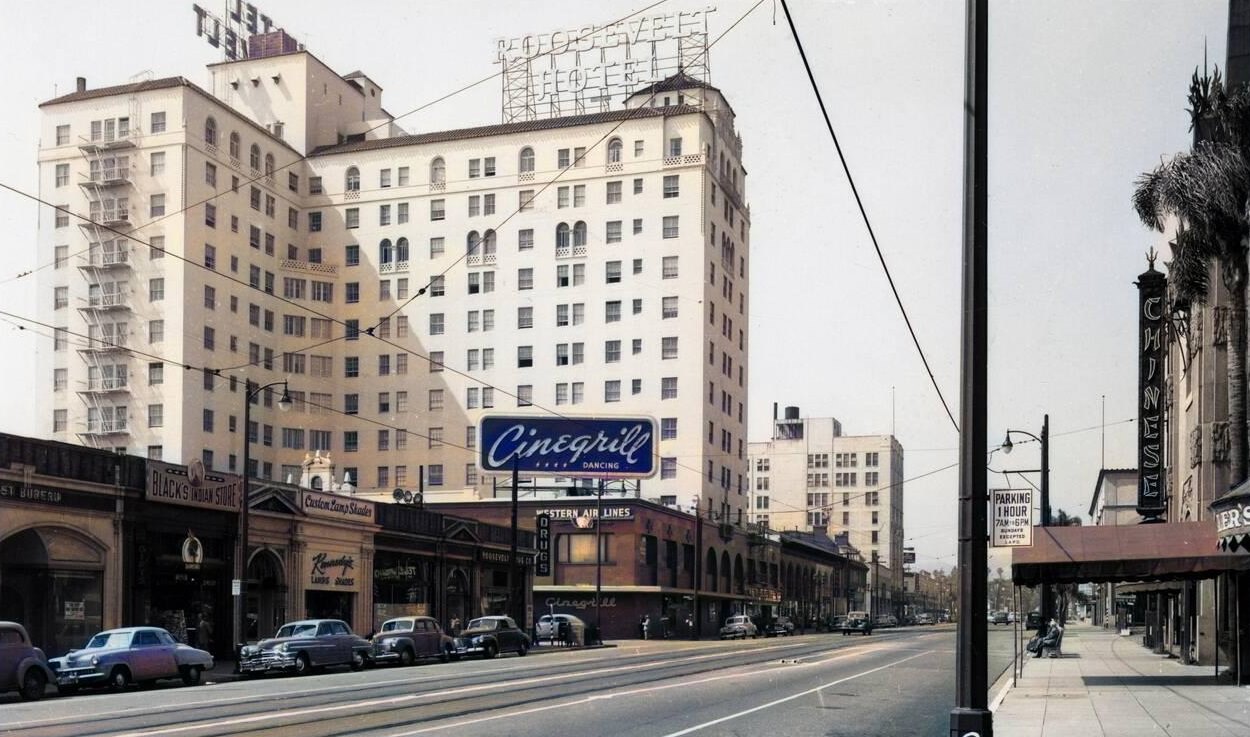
(747, 405), (904, 615)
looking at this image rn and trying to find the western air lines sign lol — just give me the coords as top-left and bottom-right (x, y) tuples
(146, 459), (243, 512)
(480, 416), (657, 479)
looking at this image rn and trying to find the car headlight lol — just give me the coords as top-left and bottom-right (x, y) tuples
(91, 656), (99, 666)
(275, 643), (288, 653)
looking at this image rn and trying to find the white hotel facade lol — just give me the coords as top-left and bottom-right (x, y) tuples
(34, 33), (752, 520)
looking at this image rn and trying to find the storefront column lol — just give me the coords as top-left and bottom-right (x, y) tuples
(289, 539), (305, 621)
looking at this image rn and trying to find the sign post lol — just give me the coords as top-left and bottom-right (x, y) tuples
(991, 489), (1034, 548)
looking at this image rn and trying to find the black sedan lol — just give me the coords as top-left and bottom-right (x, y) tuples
(764, 617), (795, 637)
(452, 616), (530, 659)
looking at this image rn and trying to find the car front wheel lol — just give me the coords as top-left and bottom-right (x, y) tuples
(19, 669), (47, 701)
(399, 648), (415, 667)
(293, 653), (311, 676)
(108, 667), (130, 691)
(517, 641), (528, 656)
(350, 651), (366, 671)
(180, 665), (202, 686)
(484, 642), (498, 659)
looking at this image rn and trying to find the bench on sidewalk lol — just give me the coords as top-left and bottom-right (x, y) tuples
(1041, 627), (1065, 658)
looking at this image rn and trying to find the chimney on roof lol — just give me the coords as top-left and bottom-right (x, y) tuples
(76, 77), (87, 93)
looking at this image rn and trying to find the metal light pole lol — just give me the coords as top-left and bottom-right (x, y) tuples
(1002, 414), (1051, 623)
(595, 478), (604, 642)
(951, 0), (991, 735)
(234, 379), (291, 656)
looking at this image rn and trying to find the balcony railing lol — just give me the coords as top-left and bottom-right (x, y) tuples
(344, 189), (361, 200)
(80, 249), (130, 269)
(83, 419), (129, 434)
(664, 153), (705, 167)
(80, 133), (136, 152)
(79, 337), (128, 353)
(85, 293), (129, 310)
(280, 259), (339, 277)
(83, 168), (131, 187)
(83, 378), (129, 392)
(518, 171), (535, 182)
(378, 260), (409, 274)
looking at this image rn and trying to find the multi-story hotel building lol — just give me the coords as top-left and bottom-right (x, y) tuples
(747, 406), (904, 614)
(34, 29), (751, 519)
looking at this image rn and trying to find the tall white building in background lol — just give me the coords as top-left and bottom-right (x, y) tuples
(34, 28), (751, 518)
(748, 406), (904, 612)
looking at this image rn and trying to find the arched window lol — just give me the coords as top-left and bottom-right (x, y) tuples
(572, 221), (587, 247)
(518, 147), (535, 173)
(705, 549), (719, 592)
(430, 157), (445, 184)
(607, 138), (623, 164)
(204, 117), (218, 146)
(379, 238), (393, 265)
(555, 223), (570, 249)
(249, 144), (261, 171)
(310, 476), (323, 490)
(345, 166), (360, 192)
(481, 230), (496, 257)
(395, 237), (409, 262)
(466, 230), (480, 254)
(229, 131), (241, 159)
(264, 153), (274, 177)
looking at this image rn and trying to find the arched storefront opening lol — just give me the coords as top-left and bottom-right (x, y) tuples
(246, 549), (286, 641)
(0, 526), (105, 657)
(705, 549), (718, 592)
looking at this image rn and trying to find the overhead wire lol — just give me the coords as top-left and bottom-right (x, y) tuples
(777, 0), (959, 433)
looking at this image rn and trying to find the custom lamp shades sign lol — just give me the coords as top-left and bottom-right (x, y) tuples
(479, 415), (658, 478)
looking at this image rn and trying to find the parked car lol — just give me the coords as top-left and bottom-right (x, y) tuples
(1025, 611), (1045, 630)
(875, 615), (898, 628)
(841, 611), (874, 636)
(453, 616), (530, 659)
(0, 622), (54, 701)
(991, 611), (1010, 626)
(48, 627), (213, 692)
(238, 619), (371, 676)
(830, 615), (848, 630)
(718, 614), (758, 640)
(371, 617), (455, 666)
(915, 613), (934, 626)
(535, 614), (585, 641)
(764, 616), (795, 637)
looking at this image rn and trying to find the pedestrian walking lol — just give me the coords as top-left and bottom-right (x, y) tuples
(643, 614), (651, 640)
(195, 613), (213, 651)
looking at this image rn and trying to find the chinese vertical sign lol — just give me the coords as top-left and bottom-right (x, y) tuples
(1136, 260), (1167, 519)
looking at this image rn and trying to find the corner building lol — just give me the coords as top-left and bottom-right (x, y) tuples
(35, 31), (751, 520)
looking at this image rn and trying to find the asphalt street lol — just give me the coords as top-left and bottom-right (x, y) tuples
(1, 626), (1019, 737)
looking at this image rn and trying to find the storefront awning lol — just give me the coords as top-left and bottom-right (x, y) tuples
(1011, 520), (1250, 586)
(1211, 477), (1250, 552)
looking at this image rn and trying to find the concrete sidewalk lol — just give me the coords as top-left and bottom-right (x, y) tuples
(994, 624), (1250, 737)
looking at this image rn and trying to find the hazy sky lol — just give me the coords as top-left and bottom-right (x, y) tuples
(0, 0), (1227, 571)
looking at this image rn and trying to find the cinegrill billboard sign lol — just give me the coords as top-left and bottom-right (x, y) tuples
(479, 415), (657, 478)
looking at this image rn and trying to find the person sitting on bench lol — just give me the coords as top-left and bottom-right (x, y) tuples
(1037, 619), (1064, 658)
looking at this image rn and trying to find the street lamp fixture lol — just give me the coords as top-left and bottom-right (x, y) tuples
(234, 379), (292, 659)
(1001, 417), (1051, 625)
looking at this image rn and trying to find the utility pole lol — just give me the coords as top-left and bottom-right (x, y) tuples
(1040, 415), (1053, 624)
(951, 0), (992, 735)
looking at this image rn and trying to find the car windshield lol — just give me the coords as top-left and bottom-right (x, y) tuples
(381, 620), (411, 633)
(466, 618), (498, 631)
(276, 623), (318, 638)
(86, 632), (131, 649)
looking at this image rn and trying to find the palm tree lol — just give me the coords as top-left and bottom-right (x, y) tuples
(1134, 66), (1250, 490)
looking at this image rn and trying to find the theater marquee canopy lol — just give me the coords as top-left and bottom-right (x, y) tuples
(1011, 520), (1250, 586)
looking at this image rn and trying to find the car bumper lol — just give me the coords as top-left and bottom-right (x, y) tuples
(237, 652), (298, 673)
(52, 667), (107, 687)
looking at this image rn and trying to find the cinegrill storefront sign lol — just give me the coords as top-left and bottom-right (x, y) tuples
(480, 416), (657, 478)
(1136, 261), (1167, 519)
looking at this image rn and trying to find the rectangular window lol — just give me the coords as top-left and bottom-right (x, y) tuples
(150, 194), (165, 217)
(661, 418), (677, 440)
(430, 237), (444, 257)
(484, 193), (496, 215)
(150, 151), (166, 175)
(571, 382), (584, 404)
(557, 186), (569, 209)
(605, 340), (621, 363)
(55, 163), (69, 187)
(663, 256), (679, 279)
(379, 204), (391, 226)
(662, 336), (678, 359)
(661, 377), (678, 399)
(518, 268), (534, 290)
(518, 306), (533, 329)
(380, 168), (392, 188)
(633, 178), (643, 195)
(663, 216), (680, 238)
(429, 313), (445, 335)
(662, 296), (678, 318)
(606, 181), (622, 204)
(519, 190), (534, 212)
(605, 380), (621, 402)
(517, 345), (533, 368)
(398, 166), (409, 186)
(606, 221), (622, 243)
(605, 301), (621, 323)
(345, 208), (359, 229)
(606, 261), (621, 283)
(574, 184), (586, 207)
(668, 137), (683, 156)
(56, 124), (70, 145)
(518, 229), (534, 250)
(468, 195), (480, 217)
(308, 212), (322, 231)
(558, 148), (571, 169)
(663, 174), (679, 198)
(634, 139), (644, 157)
(431, 199), (445, 220)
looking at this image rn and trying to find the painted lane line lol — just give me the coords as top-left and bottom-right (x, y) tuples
(105, 640), (820, 737)
(657, 650), (936, 737)
(387, 669), (758, 736)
